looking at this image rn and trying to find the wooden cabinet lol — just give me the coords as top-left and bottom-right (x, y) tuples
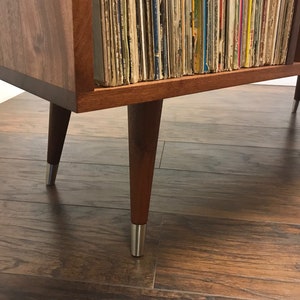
(1, 0), (300, 256)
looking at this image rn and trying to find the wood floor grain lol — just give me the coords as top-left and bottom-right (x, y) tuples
(155, 215), (300, 300)
(161, 141), (300, 176)
(0, 132), (164, 167)
(0, 274), (238, 300)
(0, 199), (162, 288)
(1, 85), (300, 299)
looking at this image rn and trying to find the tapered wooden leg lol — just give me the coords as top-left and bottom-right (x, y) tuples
(292, 76), (300, 113)
(128, 100), (163, 257)
(46, 103), (71, 186)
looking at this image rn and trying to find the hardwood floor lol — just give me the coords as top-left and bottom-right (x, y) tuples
(0, 85), (300, 299)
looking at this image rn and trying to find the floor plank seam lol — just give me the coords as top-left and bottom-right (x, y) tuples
(158, 141), (166, 169)
(155, 166), (296, 178)
(161, 140), (300, 152)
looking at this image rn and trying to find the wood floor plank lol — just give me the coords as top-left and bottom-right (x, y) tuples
(0, 93), (129, 137)
(0, 132), (164, 167)
(0, 200), (161, 288)
(0, 94), (49, 134)
(150, 169), (300, 224)
(1, 158), (300, 225)
(0, 273), (240, 300)
(2, 195), (299, 299)
(163, 85), (295, 114)
(159, 117), (300, 149)
(162, 85), (296, 119)
(0, 132), (47, 160)
(162, 109), (298, 131)
(155, 215), (300, 300)
(161, 141), (300, 176)
(0, 158), (131, 211)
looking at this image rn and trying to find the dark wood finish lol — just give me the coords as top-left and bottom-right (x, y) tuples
(286, 0), (300, 64)
(160, 141), (300, 177)
(0, 0), (79, 110)
(128, 100), (163, 225)
(295, 76), (300, 101)
(295, 31), (300, 62)
(0, 0), (75, 91)
(155, 215), (300, 300)
(79, 63), (300, 112)
(294, 0), (300, 63)
(47, 103), (71, 165)
(71, 0), (94, 95)
(0, 0), (94, 110)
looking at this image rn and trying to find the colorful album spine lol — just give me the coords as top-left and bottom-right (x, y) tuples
(203, 0), (208, 72)
(193, 0), (202, 73)
(152, 0), (162, 80)
(238, 0), (243, 67)
(244, 0), (253, 67)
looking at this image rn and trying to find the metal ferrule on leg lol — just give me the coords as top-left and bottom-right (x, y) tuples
(46, 163), (59, 186)
(131, 224), (147, 257)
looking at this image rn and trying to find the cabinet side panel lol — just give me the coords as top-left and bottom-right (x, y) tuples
(0, 1), (26, 74)
(0, 0), (75, 92)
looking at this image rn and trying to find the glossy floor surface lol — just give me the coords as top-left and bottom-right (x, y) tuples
(0, 85), (300, 299)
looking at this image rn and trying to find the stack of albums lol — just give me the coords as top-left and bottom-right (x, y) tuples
(93, 0), (296, 87)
